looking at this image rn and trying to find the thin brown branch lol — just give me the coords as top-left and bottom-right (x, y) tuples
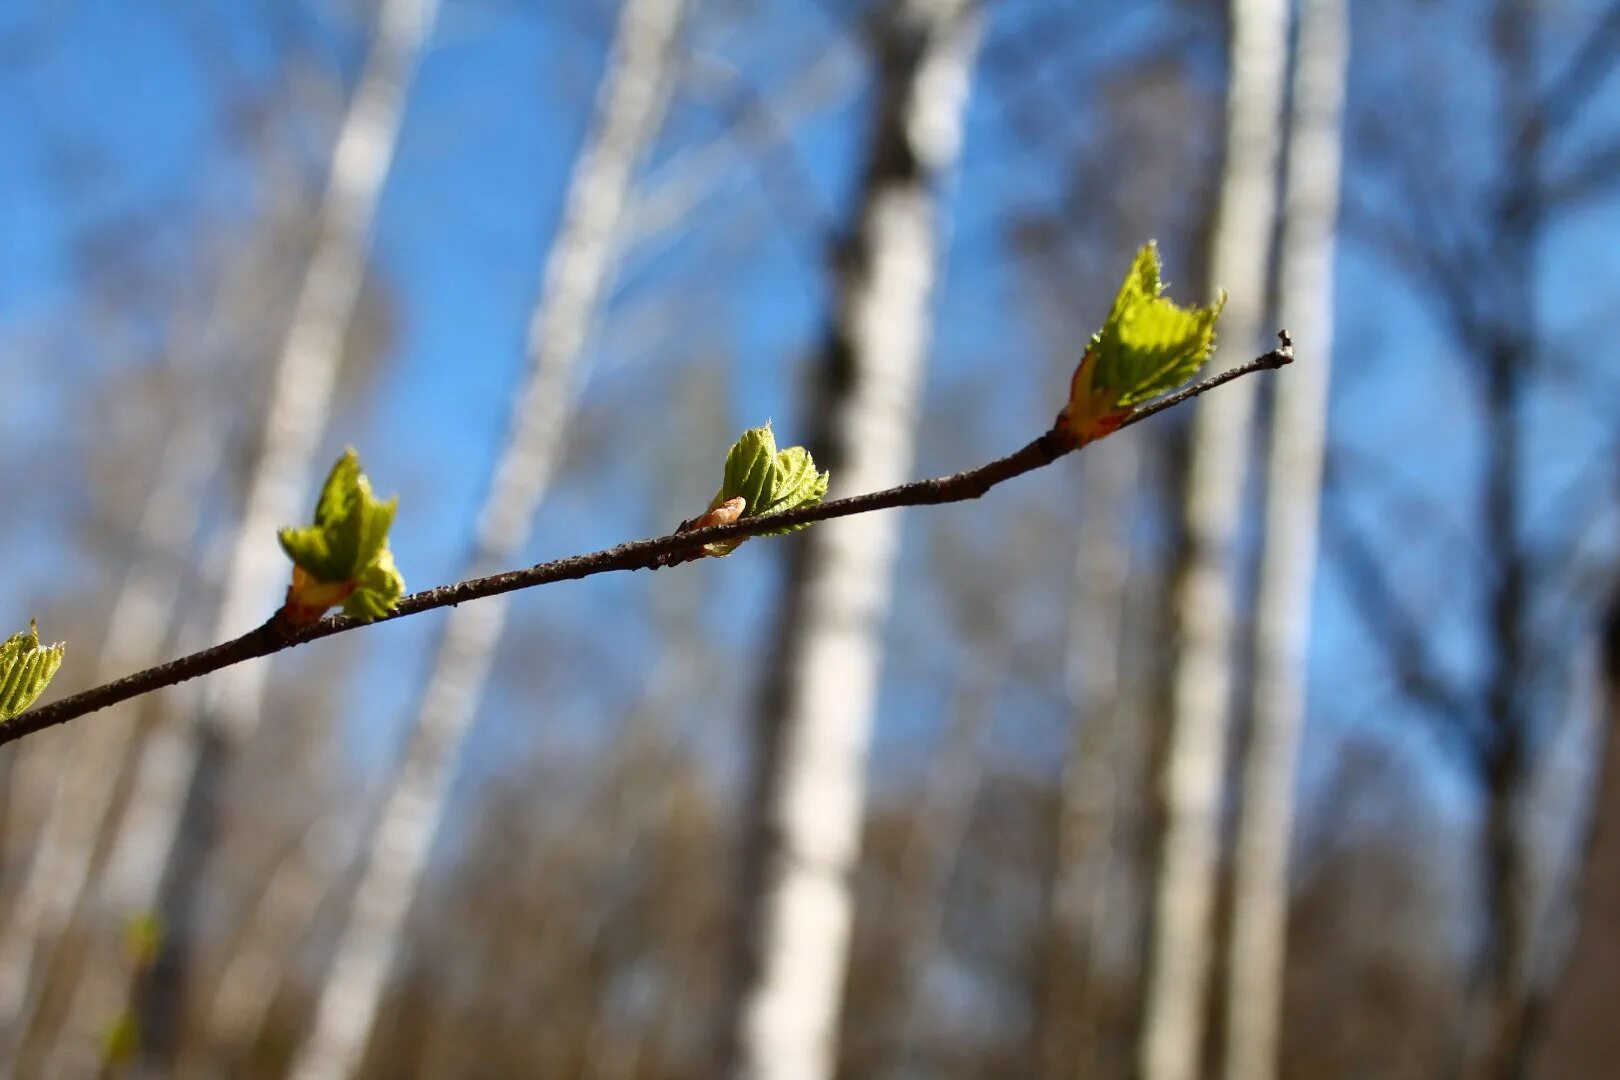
(0, 339), (1292, 750)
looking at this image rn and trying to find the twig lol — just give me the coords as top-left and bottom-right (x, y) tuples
(0, 339), (1292, 749)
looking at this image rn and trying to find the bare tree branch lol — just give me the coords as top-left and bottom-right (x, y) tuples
(0, 342), (1291, 752)
(1321, 494), (1482, 740)
(1520, 0), (1620, 155)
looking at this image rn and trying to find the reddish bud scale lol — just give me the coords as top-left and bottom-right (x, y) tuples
(280, 565), (358, 628)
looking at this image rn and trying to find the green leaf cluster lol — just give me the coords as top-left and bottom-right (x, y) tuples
(703, 423), (830, 556)
(1059, 241), (1225, 445)
(278, 449), (404, 623)
(0, 620), (64, 721)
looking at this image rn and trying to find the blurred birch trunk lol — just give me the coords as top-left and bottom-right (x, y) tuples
(0, 47), (329, 1070)
(1221, 0), (1347, 1075)
(730, 3), (981, 1078)
(283, 2), (684, 1076)
(1533, 602), (1620, 1077)
(0, 399), (223, 1068)
(34, 1), (440, 1071)
(1138, 0), (1288, 1076)
(1039, 438), (1140, 1079)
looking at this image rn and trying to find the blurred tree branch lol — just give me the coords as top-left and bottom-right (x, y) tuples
(1512, 0), (1620, 159)
(1321, 495), (1482, 739)
(1343, 2), (1620, 1072)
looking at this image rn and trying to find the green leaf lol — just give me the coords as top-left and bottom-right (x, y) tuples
(755, 446), (828, 520)
(700, 423), (831, 556)
(719, 425), (778, 521)
(278, 449), (404, 624)
(1058, 241), (1225, 445)
(344, 547), (405, 621)
(0, 620), (64, 721)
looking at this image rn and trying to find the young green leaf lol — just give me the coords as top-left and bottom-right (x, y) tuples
(278, 448), (405, 625)
(684, 423), (831, 558)
(0, 620), (65, 721)
(1057, 241), (1226, 446)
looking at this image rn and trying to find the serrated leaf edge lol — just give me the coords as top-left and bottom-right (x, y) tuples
(1057, 243), (1224, 446)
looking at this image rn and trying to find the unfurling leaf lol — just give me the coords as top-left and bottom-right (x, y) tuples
(278, 449), (405, 626)
(0, 620), (64, 721)
(684, 423), (830, 558)
(1057, 241), (1225, 446)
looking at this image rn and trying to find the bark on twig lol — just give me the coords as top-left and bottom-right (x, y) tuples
(0, 343), (1291, 754)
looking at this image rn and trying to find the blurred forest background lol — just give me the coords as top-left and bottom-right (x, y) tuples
(3, 0), (1620, 1077)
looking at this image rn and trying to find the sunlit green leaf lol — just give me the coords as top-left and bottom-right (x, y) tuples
(344, 547), (405, 621)
(278, 448), (404, 625)
(0, 620), (64, 721)
(1058, 241), (1225, 445)
(696, 423), (830, 557)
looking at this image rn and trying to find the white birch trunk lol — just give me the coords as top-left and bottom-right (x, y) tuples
(37, 2), (438, 1071)
(0, 172), (309, 1067)
(1139, 0), (1289, 1077)
(285, 3), (684, 1076)
(0, 411), (222, 1066)
(1534, 605), (1620, 1077)
(734, 4), (980, 1078)
(1222, 0), (1347, 1076)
